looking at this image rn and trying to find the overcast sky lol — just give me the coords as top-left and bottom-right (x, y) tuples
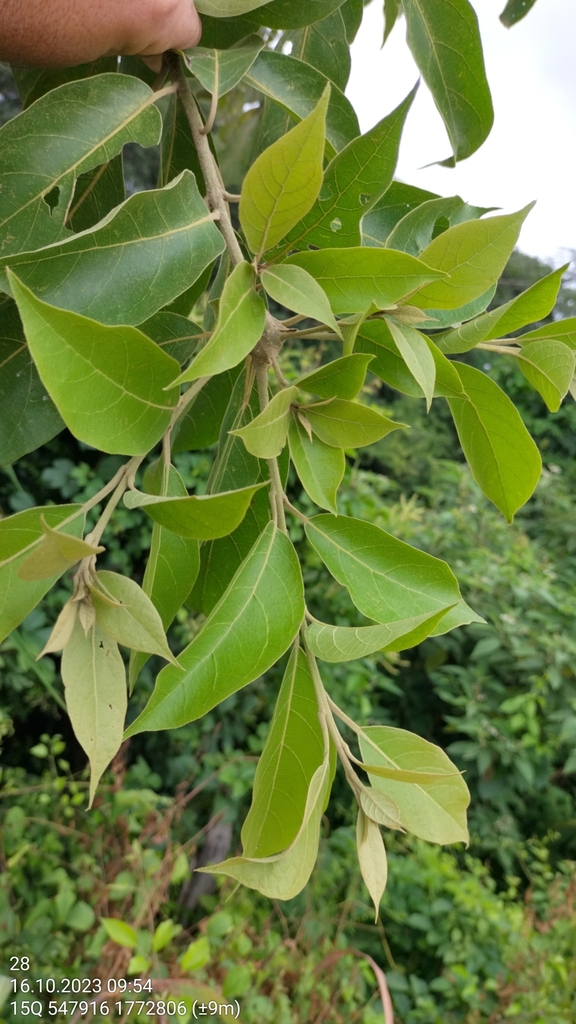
(347, 0), (576, 264)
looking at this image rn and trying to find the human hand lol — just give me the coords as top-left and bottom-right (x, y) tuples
(0, 0), (202, 68)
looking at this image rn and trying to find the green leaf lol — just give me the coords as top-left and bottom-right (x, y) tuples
(448, 363), (541, 520)
(124, 483), (267, 540)
(288, 9), (351, 91)
(359, 786), (403, 830)
(174, 263), (266, 384)
(516, 341), (575, 413)
(241, 646), (326, 857)
(500, 0), (539, 28)
(359, 726), (470, 844)
(39, 600), (78, 657)
(67, 154), (125, 235)
(152, 919), (182, 952)
(181, 936), (211, 972)
(384, 0), (401, 42)
(385, 196), (481, 256)
(386, 320), (436, 410)
(411, 207), (533, 310)
(416, 285), (498, 331)
(90, 570), (179, 666)
(402, 0), (493, 163)
(244, 50), (359, 158)
(125, 524), (304, 735)
(305, 609), (452, 662)
(195, 0), (270, 15)
(159, 93), (204, 191)
(285, 247), (446, 313)
(1, 172), (224, 327)
(172, 370), (239, 453)
(61, 620), (127, 806)
(288, 416), (344, 514)
(240, 89), (329, 257)
(305, 398), (406, 448)
(0, 300), (64, 466)
(243, 0), (346, 29)
(231, 387), (298, 459)
(260, 265), (341, 336)
(0, 505), (83, 643)
(437, 265), (568, 353)
(18, 519), (103, 581)
(0, 73), (162, 258)
(362, 180), (440, 248)
(139, 312), (201, 367)
(356, 319), (424, 397)
(296, 354), (373, 401)
(356, 810), (388, 920)
(9, 274), (180, 456)
(275, 89), (416, 253)
(101, 918), (137, 949)
(183, 35), (265, 96)
(518, 318), (576, 350)
(305, 515), (462, 623)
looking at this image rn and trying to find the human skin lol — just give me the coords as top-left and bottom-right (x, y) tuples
(0, 0), (201, 67)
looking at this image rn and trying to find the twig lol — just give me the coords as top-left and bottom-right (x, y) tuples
(255, 362), (287, 532)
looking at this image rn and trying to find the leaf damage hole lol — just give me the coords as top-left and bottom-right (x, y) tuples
(43, 186), (60, 214)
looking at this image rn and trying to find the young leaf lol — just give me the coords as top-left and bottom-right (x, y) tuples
(305, 609), (452, 662)
(18, 518), (103, 581)
(411, 206), (533, 310)
(438, 265), (568, 354)
(295, 354), (373, 401)
(124, 482), (267, 540)
(183, 36), (265, 96)
(305, 398), (406, 448)
(125, 524), (305, 735)
(359, 787), (403, 831)
(241, 646), (326, 857)
(38, 599), (78, 657)
(0, 301), (64, 467)
(358, 726), (470, 845)
(386, 320), (436, 410)
(448, 363), (541, 521)
(231, 387), (299, 459)
(516, 341), (575, 412)
(260, 266), (342, 337)
(0, 73), (162, 257)
(174, 262), (266, 385)
(0, 172), (225, 327)
(288, 416), (345, 514)
(356, 809), (388, 920)
(9, 274), (180, 456)
(61, 619), (127, 807)
(285, 248), (446, 313)
(0, 504), (83, 644)
(90, 570), (180, 666)
(305, 515), (462, 623)
(402, 0), (493, 163)
(240, 88), (329, 257)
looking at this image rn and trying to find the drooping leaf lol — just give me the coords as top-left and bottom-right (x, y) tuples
(244, 50), (359, 157)
(231, 388), (299, 458)
(9, 273), (180, 456)
(0, 172), (225, 326)
(275, 89), (416, 253)
(240, 89), (329, 257)
(241, 646), (326, 857)
(285, 248), (446, 313)
(437, 265), (568, 354)
(174, 262), (266, 384)
(90, 571), (180, 666)
(296, 354), (373, 401)
(411, 207), (532, 310)
(38, 599), (78, 657)
(516, 341), (575, 413)
(18, 519), (103, 581)
(183, 35), (265, 96)
(356, 810), (388, 920)
(260, 265), (341, 336)
(288, 417), (345, 514)
(0, 300), (64, 466)
(359, 726), (470, 845)
(305, 398), (406, 448)
(0, 504), (83, 644)
(305, 609), (452, 662)
(386, 319), (436, 410)
(448, 363), (541, 520)
(356, 319), (424, 397)
(124, 482), (267, 540)
(359, 786), (403, 830)
(61, 619), (127, 806)
(125, 524), (304, 734)
(305, 515), (462, 623)
(402, 0), (493, 163)
(0, 73), (162, 258)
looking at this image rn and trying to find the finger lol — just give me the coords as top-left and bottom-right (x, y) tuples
(137, 0), (202, 56)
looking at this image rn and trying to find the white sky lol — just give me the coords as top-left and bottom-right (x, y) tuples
(347, 0), (576, 264)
